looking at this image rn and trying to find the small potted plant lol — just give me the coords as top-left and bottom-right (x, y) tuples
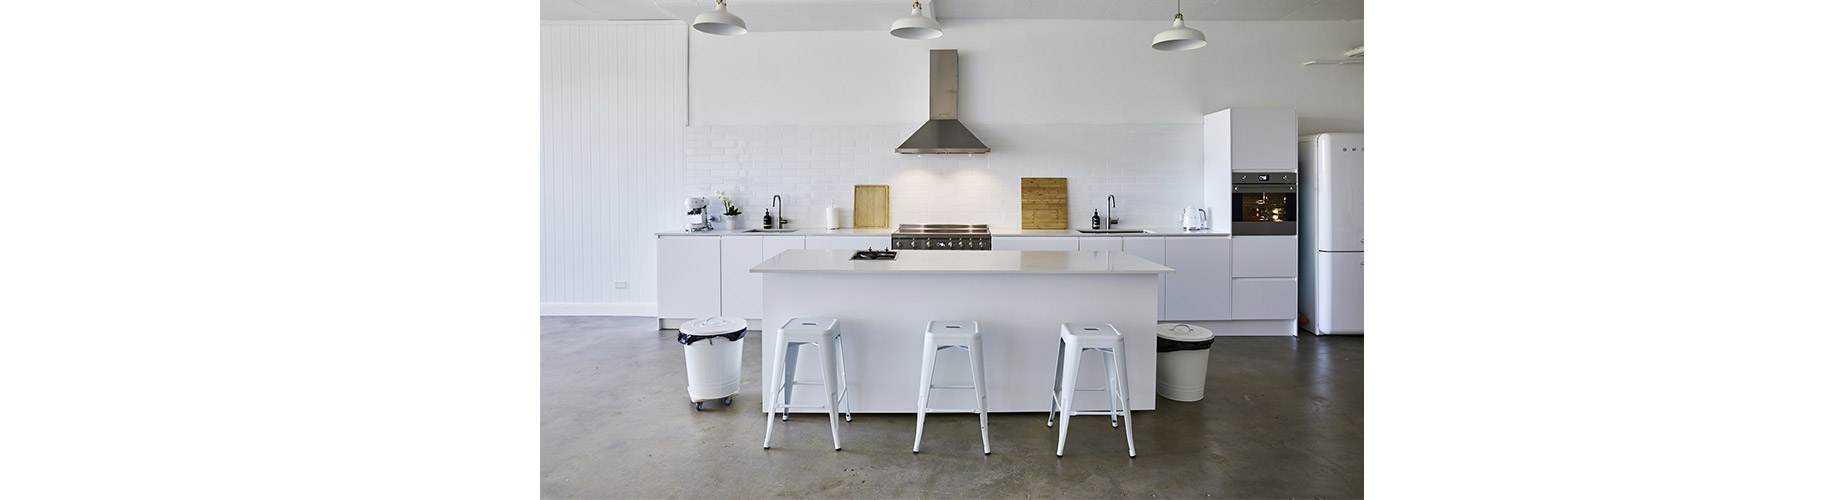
(714, 191), (743, 229)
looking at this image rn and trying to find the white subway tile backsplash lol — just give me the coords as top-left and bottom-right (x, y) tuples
(684, 123), (1203, 229)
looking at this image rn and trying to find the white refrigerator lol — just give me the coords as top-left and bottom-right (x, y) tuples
(1297, 133), (1364, 335)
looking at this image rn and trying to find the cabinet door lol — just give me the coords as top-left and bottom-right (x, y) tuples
(804, 235), (890, 250)
(1232, 235), (1297, 278)
(719, 236), (765, 320)
(1122, 237), (1168, 319)
(657, 237), (722, 319)
(1163, 236), (1230, 321)
(1228, 109), (1297, 171)
(1078, 237), (1124, 252)
(762, 236), (805, 260)
(992, 237), (1080, 251)
(1232, 277), (1297, 320)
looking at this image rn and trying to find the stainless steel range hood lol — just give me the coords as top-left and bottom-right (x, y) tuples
(896, 50), (989, 154)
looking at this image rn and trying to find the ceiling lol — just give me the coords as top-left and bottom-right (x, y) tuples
(542, 0), (1364, 29)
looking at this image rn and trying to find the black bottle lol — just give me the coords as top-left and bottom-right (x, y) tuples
(763, 210), (774, 229)
(1092, 210), (1102, 230)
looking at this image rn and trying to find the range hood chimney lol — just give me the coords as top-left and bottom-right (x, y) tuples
(895, 49), (989, 154)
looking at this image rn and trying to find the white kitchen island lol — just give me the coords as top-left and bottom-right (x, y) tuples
(753, 249), (1173, 414)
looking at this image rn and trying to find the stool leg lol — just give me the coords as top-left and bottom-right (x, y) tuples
(1113, 341), (1136, 458)
(913, 334), (937, 453)
(1055, 344), (1081, 457)
(1105, 350), (1120, 428)
(780, 342), (801, 422)
(819, 338), (843, 451)
(968, 337), (989, 455)
(1046, 338), (1065, 428)
(834, 333), (851, 421)
(764, 334), (789, 449)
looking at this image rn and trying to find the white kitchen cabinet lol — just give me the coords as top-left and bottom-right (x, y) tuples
(720, 235), (806, 319)
(1122, 237), (1168, 319)
(762, 236), (805, 260)
(1204, 109), (1297, 172)
(1163, 236), (1230, 321)
(804, 235), (890, 250)
(1231, 277), (1297, 320)
(1231, 235), (1298, 278)
(719, 236), (765, 319)
(657, 236), (722, 319)
(1078, 237), (1124, 252)
(992, 237), (1080, 251)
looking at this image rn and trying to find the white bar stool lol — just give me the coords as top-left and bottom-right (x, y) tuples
(913, 320), (990, 455)
(1045, 323), (1136, 458)
(763, 317), (852, 450)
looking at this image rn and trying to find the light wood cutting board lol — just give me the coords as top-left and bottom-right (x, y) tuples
(854, 185), (889, 228)
(1021, 177), (1068, 229)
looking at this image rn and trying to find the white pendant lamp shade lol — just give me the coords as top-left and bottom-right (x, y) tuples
(890, 1), (942, 40)
(693, 0), (747, 36)
(1152, 13), (1207, 51)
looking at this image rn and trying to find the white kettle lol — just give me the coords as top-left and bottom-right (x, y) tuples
(1181, 207), (1208, 231)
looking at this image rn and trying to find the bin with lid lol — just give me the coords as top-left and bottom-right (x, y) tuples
(678, 316), (747, 410)
(1155, 323), (1217, 402)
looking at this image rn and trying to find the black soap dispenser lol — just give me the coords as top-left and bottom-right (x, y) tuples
(1092, 210), (1102, 230)
(763, 209), (774, 229)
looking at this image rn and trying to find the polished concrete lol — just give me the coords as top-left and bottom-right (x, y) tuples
(541, 316), (1362, 499)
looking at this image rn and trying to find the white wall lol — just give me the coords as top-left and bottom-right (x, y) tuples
(541, 22), (685, 314)
(689, 19), (1363, 131)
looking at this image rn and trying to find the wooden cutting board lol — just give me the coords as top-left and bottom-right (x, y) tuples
(853, 185), (889, 228)
(1021, 177), (1068, 229)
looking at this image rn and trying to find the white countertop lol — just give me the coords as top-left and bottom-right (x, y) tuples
(658, 228), (1228, 237)
(750, 249), (1176, 274)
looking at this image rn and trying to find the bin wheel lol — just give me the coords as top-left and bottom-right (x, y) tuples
(694, 402), (704, 411)
(722, 397), (733, 405)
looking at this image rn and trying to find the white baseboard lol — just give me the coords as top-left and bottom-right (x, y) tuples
(1166, 319), (1297, 337)
(541, 302), (657, 317)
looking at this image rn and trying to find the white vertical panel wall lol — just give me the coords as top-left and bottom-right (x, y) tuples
(541, 21), (685, 314)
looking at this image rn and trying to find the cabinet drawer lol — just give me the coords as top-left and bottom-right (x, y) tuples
(1232, 235), (1297, 278)
(1231, 277), (1296, 320)
(1078, 238), (1124, 251)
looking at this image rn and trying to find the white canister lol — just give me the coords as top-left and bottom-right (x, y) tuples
(824, 206), (842, 229)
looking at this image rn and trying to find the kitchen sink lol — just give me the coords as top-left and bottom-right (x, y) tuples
(1075, 229), (1150, 234)
(742, 229), (799, 233)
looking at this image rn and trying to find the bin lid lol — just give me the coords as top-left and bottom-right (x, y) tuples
(680, 316), (747, 336)
(1156, 323), (1214, 342)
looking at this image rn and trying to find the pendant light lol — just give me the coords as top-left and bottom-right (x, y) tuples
(693, 0), (747, 36)
(890, 1), (942, 40)
(1151, 0), (1206, 51)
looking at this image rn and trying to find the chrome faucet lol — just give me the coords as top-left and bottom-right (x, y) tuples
(1106, 195), (1120, 227)
(772, 195), (789, 228)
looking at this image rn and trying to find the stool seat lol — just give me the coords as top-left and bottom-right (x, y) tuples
(1047, 322), (1136, 458)
(914, 320), (990, 455)
(763, 317), (851, 451)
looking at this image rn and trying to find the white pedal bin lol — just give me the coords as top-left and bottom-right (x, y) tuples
(1155, 323), (1216, 402)
(679, 316), (747, 404)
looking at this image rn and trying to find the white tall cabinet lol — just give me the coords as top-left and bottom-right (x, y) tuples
(1203, 108), (1298, 226)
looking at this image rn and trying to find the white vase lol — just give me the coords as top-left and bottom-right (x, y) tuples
(723, 214), (744, 230)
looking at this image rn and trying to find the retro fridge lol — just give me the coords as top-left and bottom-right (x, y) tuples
(1297, 133), (1364, 335)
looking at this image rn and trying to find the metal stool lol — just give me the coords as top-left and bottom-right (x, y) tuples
(913, 320), (990, 455)
(1046, 323), (1136, 458)
(763, 317), (852, 450)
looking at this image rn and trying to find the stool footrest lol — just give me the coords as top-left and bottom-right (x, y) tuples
(928, 384), (976, 390)
(920, 408), (985, 413)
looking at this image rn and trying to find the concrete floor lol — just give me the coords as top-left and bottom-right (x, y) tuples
(541, 316), (1362, 499)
